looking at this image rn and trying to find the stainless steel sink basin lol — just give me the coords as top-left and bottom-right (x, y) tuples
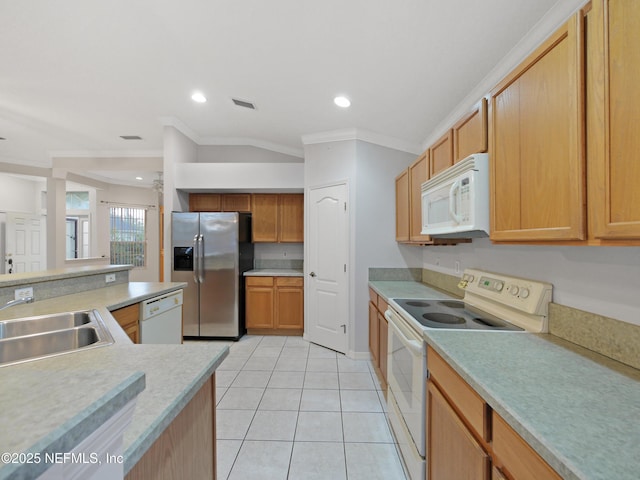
(0, 311), (92, 339)
(0, 310), (114, 367)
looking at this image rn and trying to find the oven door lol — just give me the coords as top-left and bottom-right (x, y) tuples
(385, 307), (426, 457)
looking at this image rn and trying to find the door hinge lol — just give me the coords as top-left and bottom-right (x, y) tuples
(344, 264), (346, 272)
(344, 202), (347, 211)
(340, 324), (346, 334)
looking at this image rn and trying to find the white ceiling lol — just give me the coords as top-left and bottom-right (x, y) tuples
(0, 0), (561, 181)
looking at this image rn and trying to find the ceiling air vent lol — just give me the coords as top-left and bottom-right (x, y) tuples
(120, 135), (143, 140)
(232, 98), (256, 110)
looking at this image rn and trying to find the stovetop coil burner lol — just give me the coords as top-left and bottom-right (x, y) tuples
(393, 299), (523, 331)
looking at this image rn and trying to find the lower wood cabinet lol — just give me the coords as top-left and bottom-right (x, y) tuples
(111, 303), (140, 344)
(126, 375), (216, 480)
(427, 347), (561, 480)
(428, 381), (490, 480)
(246, 276), (304, 335)
(368, 288), (388, 391)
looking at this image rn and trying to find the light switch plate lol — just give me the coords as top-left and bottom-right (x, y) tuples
(105, 273), (116, 283)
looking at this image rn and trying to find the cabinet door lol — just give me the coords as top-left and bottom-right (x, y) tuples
(189, 194), (221, 212)
(279, 194), (304, 242)
(275, 277), (304, 329)
(409, 153), (432, 243)
(395, 169), (410, 242)
(427, 381), (490, 480)
(490, 13), (585, 242)
(369, 302), (379, 365)
(378, 311), (388, 383)
(111, 303), (139, 344)
(588, 0), (640, 240)
(246, 278), (275, 329)
(430, 130), (454, 176)
(251, 194), (279, 242)
(492, 413), (561, 480)
(222, 194), (251, 212)
(453, 98), (488, 162)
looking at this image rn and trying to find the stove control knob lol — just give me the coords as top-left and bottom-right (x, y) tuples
(510, 286), (519, 296)
(467, 274), (475, 283)
(520, 288), (530, 299)
(495, 281), (504, 292)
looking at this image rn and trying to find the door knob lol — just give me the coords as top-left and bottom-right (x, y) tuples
(309, 271), (316, 277)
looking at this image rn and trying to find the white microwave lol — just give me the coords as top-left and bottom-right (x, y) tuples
(421, 153), (489, 238)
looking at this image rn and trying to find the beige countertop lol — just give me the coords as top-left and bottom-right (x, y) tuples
(0, 281), (229, 478)
(244, 268), (304, 277)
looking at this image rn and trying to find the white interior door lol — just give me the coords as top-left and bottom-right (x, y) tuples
(5, 212), (46, 273)
(306, 183), (349, 354)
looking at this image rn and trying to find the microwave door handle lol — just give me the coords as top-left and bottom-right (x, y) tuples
(192, 234), (200, 284)
(448, 181), (463, 223)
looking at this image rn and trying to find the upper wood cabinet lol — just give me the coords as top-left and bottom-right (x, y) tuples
(430, 130), (454, 176)
(189, 193), (250, 212)
(395, 169), (410, 242)
(587, 0), (640, 241)
(252, 194), (303, 243)
(409, 152), (432, 243)
(453, 98), (488, 163)
(279, 194), (304, 242)
(189, 193), (221, 212)
(489, 13), (585, 242)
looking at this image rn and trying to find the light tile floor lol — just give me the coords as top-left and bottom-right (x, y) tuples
(210, 335), (407, 480)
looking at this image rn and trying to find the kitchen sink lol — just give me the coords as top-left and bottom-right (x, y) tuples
(0, 310), (114, 367)
(0, 311), (92, 339)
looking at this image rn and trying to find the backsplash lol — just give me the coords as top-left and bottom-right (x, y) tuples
(254, 259), (303, 270)
(0, 268), (129, 305)
(368, 268), (421, 281)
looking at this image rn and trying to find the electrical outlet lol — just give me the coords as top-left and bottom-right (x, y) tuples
(15, 287), (34, 300)
(105, 273), (116, 283)
(454, 261), (461, 274)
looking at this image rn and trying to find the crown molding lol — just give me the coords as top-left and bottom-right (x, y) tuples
(160, 116), (304, 158)
(301, 128), (421, 155)
(49, 150), (162, 159)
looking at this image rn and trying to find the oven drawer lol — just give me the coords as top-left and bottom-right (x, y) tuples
(427, 347), (489, 442)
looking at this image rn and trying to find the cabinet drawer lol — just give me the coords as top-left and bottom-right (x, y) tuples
(427, 347), (488, 441)
(492, 413), (561, 480)
(369, 288), (378, 304)
(246, 276), (274, 287)
(276, 277), (303, 287)
(377, 296), (389, 314)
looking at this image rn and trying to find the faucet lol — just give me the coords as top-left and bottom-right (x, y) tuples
(0, 296), (34, 311)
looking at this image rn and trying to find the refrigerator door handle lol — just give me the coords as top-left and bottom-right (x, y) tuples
(198, 234), (205, 283)
(193, 234), (200, 284)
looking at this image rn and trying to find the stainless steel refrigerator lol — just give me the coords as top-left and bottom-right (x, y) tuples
(171, 212), (253, 340)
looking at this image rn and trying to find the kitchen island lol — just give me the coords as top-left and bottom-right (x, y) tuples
(0, 269), (229, 479)
(370, 279), (640, 480)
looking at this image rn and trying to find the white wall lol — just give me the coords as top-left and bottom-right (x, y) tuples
(197, 145), (302, 163)
(173, 163), (304, 191)
(255, 243), (304, 261)
(304, 139), (417, 356)
(422, 239), (640, 327)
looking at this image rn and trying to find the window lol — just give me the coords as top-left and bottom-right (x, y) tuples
(66, 191), (90, 210)
(109, 207), (146, 267)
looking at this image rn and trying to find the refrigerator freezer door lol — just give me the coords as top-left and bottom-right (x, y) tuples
(200, 213), (239, 337)
(171, 212), (200, 337)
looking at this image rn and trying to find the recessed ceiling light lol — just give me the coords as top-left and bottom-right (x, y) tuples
(192, 92), (207, 103)
(334, 96), (351, 108)
(135, 176), (143, 181)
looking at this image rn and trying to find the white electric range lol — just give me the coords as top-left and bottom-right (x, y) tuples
(384, 269), (552, 480)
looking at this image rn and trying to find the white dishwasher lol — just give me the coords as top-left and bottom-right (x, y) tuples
(140, 290), (183, 344)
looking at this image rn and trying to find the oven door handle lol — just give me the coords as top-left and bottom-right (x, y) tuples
(386, 310), (423, 356)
